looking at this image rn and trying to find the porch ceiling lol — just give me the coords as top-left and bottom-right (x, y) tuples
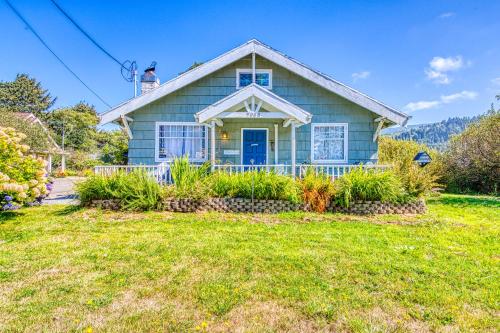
(194, 84), (312, 125)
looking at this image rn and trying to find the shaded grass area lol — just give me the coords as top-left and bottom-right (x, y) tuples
(0, 194), (498, 332)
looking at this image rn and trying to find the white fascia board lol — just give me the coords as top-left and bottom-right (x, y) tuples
(100, 39), (409, 126)
(99, 42), (255, 125)
(195, 84), (311, 124)
(253, 43), (409, 125)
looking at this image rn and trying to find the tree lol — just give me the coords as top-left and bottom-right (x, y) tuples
(0, 74), (56, 117)
(97, 130), (128, 165)
(179, 62), (204, 75)
(443, 111), (500, 193)
(46, 102), (99, 152)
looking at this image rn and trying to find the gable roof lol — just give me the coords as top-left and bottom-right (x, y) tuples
(14, 112), (63, 153)
(99, 39), (409, 126)
(195, 83), (312, 124)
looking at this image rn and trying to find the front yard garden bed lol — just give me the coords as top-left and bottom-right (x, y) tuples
(79, 157), (434, 215)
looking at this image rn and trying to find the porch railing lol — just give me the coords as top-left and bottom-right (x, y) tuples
(94, 163), (390, 184)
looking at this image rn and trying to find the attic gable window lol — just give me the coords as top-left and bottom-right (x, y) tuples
(236, 69), (272, 89)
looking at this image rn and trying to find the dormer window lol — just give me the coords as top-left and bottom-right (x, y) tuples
(236, 69), (272, 89)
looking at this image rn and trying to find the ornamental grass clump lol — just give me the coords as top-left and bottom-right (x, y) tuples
(77, 169), (162, 210)
(300, 167), (335, 212)
(0, 126), (49, 210)
(208, 170), (301, 204)
(334, 167), (408, 208)
(167, 156), (211, 200)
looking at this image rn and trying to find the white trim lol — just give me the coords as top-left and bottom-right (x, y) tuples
(310, 123), (349, 164)
(195, 84), (311, 124)
(274, 123), (278, 164)
(120, 115), (133, 139)
(99, 40), (409, 126)
(291, 123), (296, 177)
(240, 128), (269, 165)
(154, 122), (208, 163)
(373, 118), (385, 142)
(236, 68), (273, 89)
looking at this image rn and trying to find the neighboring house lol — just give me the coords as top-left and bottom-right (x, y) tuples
(100, 40), (409, 176)
(13, 112), (66, 173)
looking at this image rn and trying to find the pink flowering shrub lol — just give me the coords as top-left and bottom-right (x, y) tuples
(0, 127), (48, 209)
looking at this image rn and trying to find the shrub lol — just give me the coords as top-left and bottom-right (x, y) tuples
(300, 167), (335, 212)
(0, 126), (48, 209)
(76, 170), (162, 210)
(442, 111), (499, 194)
(379, 137), (443, 197)
(207, 170), (301, 204)
(334, 167), (407, 208)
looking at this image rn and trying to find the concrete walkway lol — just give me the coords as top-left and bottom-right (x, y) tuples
(43, 177), (83, 205)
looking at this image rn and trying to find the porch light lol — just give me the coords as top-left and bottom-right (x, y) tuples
(413, 151), (432, 167)
(221, 131), (229, 140)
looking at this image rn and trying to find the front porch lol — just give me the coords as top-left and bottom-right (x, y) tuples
(195, 83), (312, 177)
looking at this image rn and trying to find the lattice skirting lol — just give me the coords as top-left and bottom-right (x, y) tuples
(87, 198), (426, 214)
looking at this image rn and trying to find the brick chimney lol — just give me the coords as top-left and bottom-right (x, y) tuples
(141, 62), (160, 94)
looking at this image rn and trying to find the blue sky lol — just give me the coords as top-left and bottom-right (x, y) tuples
(1, 0), (499, 125)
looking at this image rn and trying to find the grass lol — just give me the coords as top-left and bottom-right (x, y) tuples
(0, 194), (498, 332)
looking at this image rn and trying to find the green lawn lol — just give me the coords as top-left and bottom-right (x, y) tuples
(0, 194), (498, 332)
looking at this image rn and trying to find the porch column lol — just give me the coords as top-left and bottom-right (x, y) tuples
(61, 154), (66, 173)
(274, 123), (278, 164)
(210, 121), (216, 167)
(291, 122), (296, 177)
(47, 154), (52, 174)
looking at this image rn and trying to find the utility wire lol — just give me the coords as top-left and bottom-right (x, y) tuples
(50, 0), (124, 69)
(3, 0), (112, 108)
(50, 0), (137, 85)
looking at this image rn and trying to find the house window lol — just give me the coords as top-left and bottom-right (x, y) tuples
(311, 123), (348, 163)
(236, 69), (272, 89)
(155, 122), (207, 162)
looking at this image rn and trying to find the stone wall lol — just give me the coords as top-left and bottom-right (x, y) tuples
(329, 199), (426, 215)
(87, 198), (426, 215)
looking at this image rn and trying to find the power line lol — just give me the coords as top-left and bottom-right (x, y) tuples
(50, 0), (123, 68)
(3, 0), (112, 108)
(50, 0), (137, 85)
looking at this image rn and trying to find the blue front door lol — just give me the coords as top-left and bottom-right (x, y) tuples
(242, 129), (267, 165)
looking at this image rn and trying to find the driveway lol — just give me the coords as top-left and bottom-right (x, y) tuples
(43, 176), (83, 205)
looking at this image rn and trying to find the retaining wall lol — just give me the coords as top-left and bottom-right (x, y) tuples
(88, 198), (426, 215)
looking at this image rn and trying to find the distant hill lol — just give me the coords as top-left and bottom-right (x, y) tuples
(382, 114), (482, 151)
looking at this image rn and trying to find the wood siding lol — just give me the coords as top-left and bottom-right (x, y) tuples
(128, 55), (378, 165)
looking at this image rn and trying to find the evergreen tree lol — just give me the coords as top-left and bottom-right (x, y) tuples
(0, 74), (56, 117)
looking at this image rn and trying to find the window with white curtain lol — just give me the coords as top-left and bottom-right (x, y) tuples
(311, 123), (348, 163)
(155, 122), (207, 162)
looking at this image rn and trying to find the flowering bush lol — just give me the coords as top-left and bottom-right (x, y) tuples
(0, 127), (48, 210)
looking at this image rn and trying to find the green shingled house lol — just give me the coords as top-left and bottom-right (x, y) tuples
(99, 40), (409, 176)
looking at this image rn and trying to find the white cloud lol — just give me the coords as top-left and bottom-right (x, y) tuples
(405, 100), (441, 112)
(429, 56), (464, 72)
(425, 56), (466, 84)
(440, 90), (477, 103)
(425, 69), (451, 85)
(404, 90), (477, 112)
(352, 71), (370, 82)
(491, 77), (500, 86)
(439, 12), (455, 19)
